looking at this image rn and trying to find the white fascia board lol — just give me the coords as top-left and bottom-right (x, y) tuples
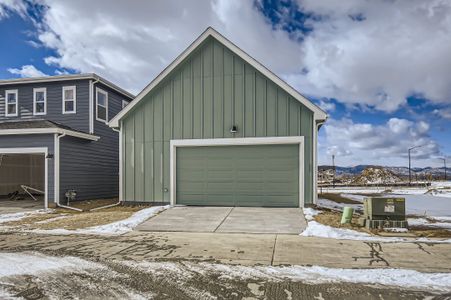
(0, 128), (99, 141)
(0, 73), (134, 100)
(109, 27), (327, 128)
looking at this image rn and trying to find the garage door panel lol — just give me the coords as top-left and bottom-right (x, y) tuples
(176, 144), (299, 207)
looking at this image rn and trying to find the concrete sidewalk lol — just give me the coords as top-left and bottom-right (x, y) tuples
(0, 231), (450, 272)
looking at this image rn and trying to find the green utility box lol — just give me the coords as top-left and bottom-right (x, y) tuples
(361, 197), (408, 229)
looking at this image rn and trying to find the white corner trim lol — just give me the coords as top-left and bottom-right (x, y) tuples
(313, 120), (326, 205)
(0, 128), (100, 141)
(109, 27), (327, 128)
(5, 89), (18, 117)
(33, 87), (47, 116)
(0, 147), (48, 209)
(62, 85), (77, 114)
(54, 134), (59, 205)
(118, 121), (123, 202)
(89, 80), (94, 133)
(95, 87), (108, 124)
(169, 136), (305, 207)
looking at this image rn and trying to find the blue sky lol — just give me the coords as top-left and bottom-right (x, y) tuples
(0, 0), (450, 168)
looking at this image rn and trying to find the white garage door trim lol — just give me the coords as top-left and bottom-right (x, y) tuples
(0, 147), (49, 209)
(170, 136), (305, 207)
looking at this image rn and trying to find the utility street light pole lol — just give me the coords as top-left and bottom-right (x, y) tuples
(439, 158), (447, 181)
(332, 154), (335, 188)
(408, 145), (426, 185)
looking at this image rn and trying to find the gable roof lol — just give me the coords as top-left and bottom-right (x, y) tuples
(0, 119), (99, 141)
(0, 73), (134, 99)
(109, 27), (327, 128)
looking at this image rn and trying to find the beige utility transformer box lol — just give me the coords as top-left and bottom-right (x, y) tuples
(361, 197), (408, 229)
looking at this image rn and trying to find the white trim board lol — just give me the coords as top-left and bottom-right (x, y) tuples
(0, 147), (49, 209)
(33, 87), (47, 116)
(109, 27), (327, 128)
(62, 85), (77, 114)
(95, 87), (108, 123)
(0, 128), (100, 141)
(0, 73), (134, 99)
(5, 89), (18, 117)
(169, 136), (305, 208)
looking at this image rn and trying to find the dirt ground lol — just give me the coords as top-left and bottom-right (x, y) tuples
(314, 201), (451, 238)
(2, 258), (446, 300)
(1, 199), (147, 230)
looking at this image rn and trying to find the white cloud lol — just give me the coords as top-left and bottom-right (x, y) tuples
(0, 0), (26, 19)
(433, 108), (451, 120)
(12, 0), (301, 94)
(317, 99), (335, 112)
(290, 0), (451, 112)
(319, 118), (441, 167)
(7, 64), (47, 77)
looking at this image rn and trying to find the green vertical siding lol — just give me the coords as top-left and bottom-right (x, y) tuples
(122, 36), (315, 204)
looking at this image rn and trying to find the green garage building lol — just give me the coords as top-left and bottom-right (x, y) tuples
(109, 28), (327, 207)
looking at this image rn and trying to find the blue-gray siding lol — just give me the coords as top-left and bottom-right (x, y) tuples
(0, 134), (55, 201)
(58, 82), (124, 201)
(0, 79), (132, 203)
(0, 80), (90, 133)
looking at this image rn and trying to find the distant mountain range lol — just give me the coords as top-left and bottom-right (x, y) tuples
(319, 165), (447, 177)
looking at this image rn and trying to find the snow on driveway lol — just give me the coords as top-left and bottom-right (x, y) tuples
(0, 210), (49, 224)
(0, 252), (104, 277)
(127, 260), (451, 292)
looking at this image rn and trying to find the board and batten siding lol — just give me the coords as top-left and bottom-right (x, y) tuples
(122, 37), (314, 204)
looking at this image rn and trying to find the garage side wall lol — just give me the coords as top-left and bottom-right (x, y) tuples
(122, 37), (314, 204)
(0, 134), (55, 202)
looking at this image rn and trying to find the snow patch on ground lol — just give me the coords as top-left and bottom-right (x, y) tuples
(0, 210), (50, 224)
(317, 198), (363, 211)
(0, 252), (103, 277)
(128, 260), (451, 292)
(408, 218), (451, 230)
(33, 205), (169, 235)
(302, 207), (451, 243)
(303, 207), (320, 221)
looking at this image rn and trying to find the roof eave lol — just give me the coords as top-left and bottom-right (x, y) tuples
(109, 27), (328, 127)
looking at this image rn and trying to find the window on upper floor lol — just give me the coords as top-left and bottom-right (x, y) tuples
(122, 100), (129, 109)
(33, 87), (47, 115)
(5, 90), (18, 117)
(62, 86), (76, 114)
(96, 87), (108, 123)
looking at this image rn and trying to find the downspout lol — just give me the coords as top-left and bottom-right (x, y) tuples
(313, 118), (327, 205)
(89, 78), (100, 134)
(89, 122), (123, 211)
(55, 132), (83, 212)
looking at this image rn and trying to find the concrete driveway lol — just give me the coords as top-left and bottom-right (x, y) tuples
(136, 206), (307, 234)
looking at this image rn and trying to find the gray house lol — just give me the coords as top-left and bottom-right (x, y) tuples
(0, 74), (134, 209)
(110, 28), (327, 208)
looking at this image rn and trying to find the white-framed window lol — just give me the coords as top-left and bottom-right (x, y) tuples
(122, 100), (129, 109)
(5, 89), (18, 117)
(33, 87), (47, 115)
(96, 87), (108, 123)
(62, 86), (76, 114)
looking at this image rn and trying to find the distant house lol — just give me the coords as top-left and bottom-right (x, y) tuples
(0, 74), (134, 208)
(110, 28), (327, 207)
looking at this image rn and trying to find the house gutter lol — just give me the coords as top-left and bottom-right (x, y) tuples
(54, 132), (83, 212)
(313, 118), (327, 205)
